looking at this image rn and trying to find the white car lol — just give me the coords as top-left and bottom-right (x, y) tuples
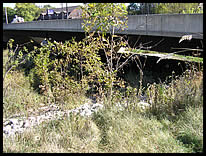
(11, 15), (24, 23)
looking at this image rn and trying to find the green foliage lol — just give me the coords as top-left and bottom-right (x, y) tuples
(24, 4), (131, 106)
(15, 3), (131, 105)
(81, 3), (130, 102)
(3, 39), (34, 82)
(155, 3), (203, 14)
(3, 7), (16, 23)
(3, 46), (203, 153)
(139, 3), (156, 14)
(42, 5), (55, 9)
(174, 106), (203, 153)
(3, 69), (46, 119)
(127, 3), (157, 15)
(92, 110), (112, 146)
(82, 3), (128, 36)
(30, 37), (108, 103)
(34, 5), (56, 20)
(4, 4), (203, 152)
(127, 3), (203, 15)
(28, 3), (144, 104)
(15, 3), (40, 21)
(127, 3), (140, 15)
(145, 67), (203, 119)
(3, 3), (203, 152)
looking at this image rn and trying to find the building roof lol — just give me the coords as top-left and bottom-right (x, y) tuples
(42, 5), (80, 14)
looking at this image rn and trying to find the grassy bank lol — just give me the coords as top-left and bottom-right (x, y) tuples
(3, 48), (203, 153)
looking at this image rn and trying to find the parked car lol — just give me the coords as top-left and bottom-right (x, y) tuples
(11, 15), (24, 23)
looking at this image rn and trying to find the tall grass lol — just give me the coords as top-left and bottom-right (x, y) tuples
(145, 67), (203, 120)
(172, 106), (203, 153)
(3, 49), (87, 119)
(4, 104), (202, 153)
(3, 48), (203, 153)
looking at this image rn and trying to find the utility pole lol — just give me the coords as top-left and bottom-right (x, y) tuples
(147, 3), (149, 14)
(5, 7), (8, 24)
(66, 3), (68, 19)
(61, 3), (64, 19)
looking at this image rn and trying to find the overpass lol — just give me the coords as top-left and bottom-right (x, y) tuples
(3, 14), (203, 42)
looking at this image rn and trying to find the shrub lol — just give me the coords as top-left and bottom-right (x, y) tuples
(145, 66), (203, 119)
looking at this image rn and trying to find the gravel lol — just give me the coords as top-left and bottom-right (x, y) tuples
(3, 98), (150, 138)
(3, 102), (104, 138)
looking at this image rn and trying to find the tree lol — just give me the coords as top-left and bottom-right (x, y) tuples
(127, 3), (141, 15)
(3, 7), (16, 23)
(127, 3), (157, 15)
(43, 5), (55, 9)
(14, 3), (40, 21)
(35, 4), (56, 18)
(154, 3), (203, 14)
(139, 3), (156, 14)
(81, 3), (131, 103)
(40, 4), (56, 13)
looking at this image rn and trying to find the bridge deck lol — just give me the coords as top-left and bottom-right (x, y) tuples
(3, 14), (203, 40)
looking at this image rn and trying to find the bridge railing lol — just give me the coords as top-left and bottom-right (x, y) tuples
(122, 14), (203, 39)
(3, 14), (203, 39)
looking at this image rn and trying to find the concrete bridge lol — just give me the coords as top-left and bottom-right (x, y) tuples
(3, 14), (203, 43)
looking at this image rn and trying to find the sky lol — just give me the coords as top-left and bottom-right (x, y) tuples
(3, 3), (84, 8)
(3, 3), (129, 9)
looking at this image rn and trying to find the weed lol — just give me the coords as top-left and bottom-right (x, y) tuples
(3, 28), (203, 153)
(173, 106), (203, 153)
(145, 66), (203, 120)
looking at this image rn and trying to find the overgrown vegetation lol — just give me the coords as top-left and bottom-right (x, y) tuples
(3, 59), (203, 153)
(3, 3), (203, 153)
(127, 3), (203, 15)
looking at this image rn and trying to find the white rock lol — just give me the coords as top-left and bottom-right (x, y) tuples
(23, 120), (30, 128)
(19, 120), (25, 128)
(85, 111), (92, 117)
(39, 106), (49, 110)
(28, 116), (36, 122)
(17, 128), (24, 133)
(3, 100), (105, 138)
(138, 101), (150, 107)
(72, 109), (79, 114)
(39, 103), (45, 106)
(3, 125), (12, 133)
(8, 130), (16, 136)
(92, 103), (103, 109)
(57, 111), (65, 117)
(80, 111), (85, 116)
(137, 101), (151, 109)
(4, 120), (13, 126)
(9, 118), (19, 125)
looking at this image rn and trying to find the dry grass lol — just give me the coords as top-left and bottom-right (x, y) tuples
(145, 68), (203, 119)
(4, 105), (202, 153)
(3, 49), (203, 153)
